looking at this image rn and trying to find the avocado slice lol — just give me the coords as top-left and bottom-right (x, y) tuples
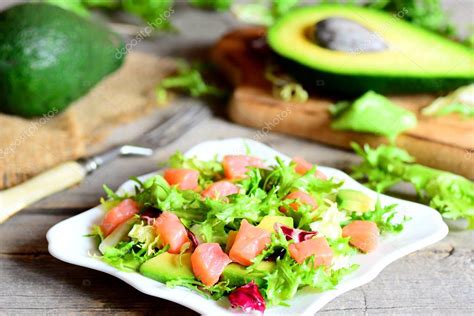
(257, 215), (294, 233)
(139, 253), (195, 283)
(222, 261), (275, 287)
(336, 189), (374, 213)
(267, 5), (474, 95)
(0, 4), (125, 117)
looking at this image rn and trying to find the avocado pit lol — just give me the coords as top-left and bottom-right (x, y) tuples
(313, 17), (388, 53)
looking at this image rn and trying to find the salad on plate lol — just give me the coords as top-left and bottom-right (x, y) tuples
(89, 151), (407, 313)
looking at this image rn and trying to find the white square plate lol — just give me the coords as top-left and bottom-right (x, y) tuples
(47, 138), (448, 315)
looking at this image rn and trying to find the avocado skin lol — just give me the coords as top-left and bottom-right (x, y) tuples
(277, 55), (474, 96)
(0, 3), (125, 117)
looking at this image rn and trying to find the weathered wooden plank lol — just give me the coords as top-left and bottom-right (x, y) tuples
(0, 254), (196, 315)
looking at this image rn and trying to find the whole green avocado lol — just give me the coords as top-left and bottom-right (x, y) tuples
(0, 3), (126, 117)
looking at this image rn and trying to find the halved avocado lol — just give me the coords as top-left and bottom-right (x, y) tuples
(267, 5), (474, 95)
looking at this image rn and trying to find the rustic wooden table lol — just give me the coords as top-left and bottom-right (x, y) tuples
(1, 1), (473, 315)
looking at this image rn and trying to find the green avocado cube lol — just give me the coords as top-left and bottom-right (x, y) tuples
(139, 252), (194, 283)
(336, 189), (374, 213)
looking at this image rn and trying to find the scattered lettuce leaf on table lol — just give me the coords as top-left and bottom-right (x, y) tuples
(155, 60), (226, 104)
(330, 91), (417, 142)
(422, 84), (474, 119)
(351, 143), (474, 228)
(189, 0), (232, 11)
(232, 0), (299, 26)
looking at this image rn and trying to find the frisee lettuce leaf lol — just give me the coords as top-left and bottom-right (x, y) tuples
(422, 84), (474, 119)
(350, 199), (408, 234)
(232, 0), (299, 26)
(189, 0), (232, 11)
(155, 61), (226, 104)
(196, 191), (282, 243)
(103, 184), (126, 201)
(248, 230), (289, 270)
(84, 225), (104, 244)
(101, 237), (170, 272)
(259, 234), (357, 306)
(351, 143), (474, 228)
(166, 279), (234, 300)
(281, 202), (318, 230)
(168, 151), (224, 187)
(248, 229), (358, 306)
(263, 157), (341, 198)
(310, 201), (348, 239)
(128, 222), (161, 256)
(365, 0), (457, 38)
(189, 220), (228, 245)
(132, 175), (207, 224)
(328, 237), (358, 257)
(433, 103), (474, 118)
(265, 254), (357, 306)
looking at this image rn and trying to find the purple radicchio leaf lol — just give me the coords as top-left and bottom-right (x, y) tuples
(187, 230), (200, 248)
(275, 223), (317, 242)
(229, 281), (266, 314)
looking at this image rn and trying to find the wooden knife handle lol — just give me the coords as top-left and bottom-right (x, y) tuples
(0, 161), (86, 223)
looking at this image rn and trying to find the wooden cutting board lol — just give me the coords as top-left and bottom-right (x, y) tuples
(211, 27), (474, 178)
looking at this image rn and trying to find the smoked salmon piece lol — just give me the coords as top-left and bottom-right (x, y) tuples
(293, 156), (327, 179)
(202, 181), (239, 199)
(281, 190), (317, 212)
(229, 220), (271, 266)
(191, 243), (231, 286)
(164, 168), (199, 190)
(225, 230), (238, 253)
(154, 211), (191, 254)
(288, 237), (333, 267)
(342, 220), (380, 253)
(100, 199), (139, 236)
(223, 155), (265, 179)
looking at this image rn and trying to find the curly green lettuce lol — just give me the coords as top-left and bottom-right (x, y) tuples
(350, 199), (407, 233)
(351, 143), (474, 228)
(155, 61), (226, 104)
(249, 230), (357, 306)
(167, 151), (224, 187)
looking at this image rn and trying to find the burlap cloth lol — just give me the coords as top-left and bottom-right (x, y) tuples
(0, 52), (175, 189)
